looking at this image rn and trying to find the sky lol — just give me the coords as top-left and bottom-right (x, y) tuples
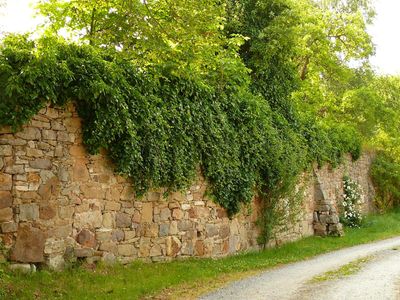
(0, 0), (400, 75)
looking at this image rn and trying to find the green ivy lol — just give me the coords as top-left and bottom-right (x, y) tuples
(0, 35), (361, 244)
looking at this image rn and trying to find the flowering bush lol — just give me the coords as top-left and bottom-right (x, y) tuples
(341, 176), (363, 228)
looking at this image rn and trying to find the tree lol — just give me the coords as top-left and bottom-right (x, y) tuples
(36, 0), (248, 83)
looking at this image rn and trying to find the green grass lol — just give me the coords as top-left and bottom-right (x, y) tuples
(310, 256), (373, 283)
(2, 211), (400, 299)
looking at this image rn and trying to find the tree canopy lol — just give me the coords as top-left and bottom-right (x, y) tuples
(3, 0), (400, 242)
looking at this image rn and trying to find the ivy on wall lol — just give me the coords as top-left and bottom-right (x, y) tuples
(0, 35), (361, 244)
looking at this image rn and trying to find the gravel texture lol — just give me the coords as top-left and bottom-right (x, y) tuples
(200, 236), (400, 300)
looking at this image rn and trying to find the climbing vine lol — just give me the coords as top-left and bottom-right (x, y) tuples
(0, 35), (361, 245)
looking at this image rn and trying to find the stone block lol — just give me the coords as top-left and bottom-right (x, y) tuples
(172, 208), (184, 220)
(74, 210), (103, 229)
(47, 255), (65, 271)
(101, 252), (116, 265)
(104, 201), (121, 211)
(64, 117), (81, 133)
(59, 206), (74, 219)
(0, 207), (13, 222)
(44, 238), (66, 255)
(178, 220), (192, 232)
(0, 158), (3, 170)
(141, 202), (153, 223)
(72, 159), (90, 182)
(9, 264), (35, 274)
(0, 145), (12, 156)
(19, 203), (40, 221)
(219, 225), (230, 239)
(42, 129), (57, 140)
(5, 165), (24, 175)
(102, 212), (115, 228)
(159, 223), (169, 237)
(76, 229), (97, 248)
(0, 191), (12, 209)
(1, 221), (17, 233)
(111, 229), (125, 242)
(99, 241), (118, 254)
(39, 205), (56, 220)
(116, 213), (131, 228)
(11, 226), (46, 263)
(205, 224), (219, 237)
(0, 173), (12, 191)
(159, 208), (171, 221)
(75, 248), (94, 258)
(150, 244), (162, 257)
(166, 236), (181, 257)
(138, 238), (151, 257)
(81, 183), (105, 199)
(15, 127), (41, 140)
(38, 176), (60, 202)
(26, 148), (44, 157)
(118, 244), (136, 257)
(29, 158), (52, 170)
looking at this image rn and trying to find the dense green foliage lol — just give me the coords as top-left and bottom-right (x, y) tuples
(371, 152), (400, 212)
(0, 0), (376, 243)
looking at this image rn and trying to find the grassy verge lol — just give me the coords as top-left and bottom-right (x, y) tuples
(2, 211), (400, 299)
(309, 255), (373, 283)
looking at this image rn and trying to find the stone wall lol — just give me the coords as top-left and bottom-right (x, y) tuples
(0, 104), (375, 270)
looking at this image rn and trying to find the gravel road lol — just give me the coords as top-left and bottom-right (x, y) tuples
(200, 236), (400, 300)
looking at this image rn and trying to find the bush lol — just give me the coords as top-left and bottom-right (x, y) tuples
(340, 176), (363, 228)
(371, 151), (400, 212)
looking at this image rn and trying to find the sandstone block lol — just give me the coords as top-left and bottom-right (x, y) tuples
(172, 208), (184, 220)
(26, 148), (44, 157)
(166, 236), (181, 257)
(0, 191), (12, 209)
(0, 173), (12, 191)
(42, 129), (57, 140)
(141, 202), (153, 223)
(99, 241), (118, 254)
(74, 210), (102, 229)
(102, 212), (115, 228)
(116, 213), (131, 228)
(47, 255), (65, 271)
(5, 165), (25, 175)
(118, 244), (136, 257)
(219, 225), (230, 239)
(101, 252), (116, 265)
(0, 207), (13, 222)
(44, 238), (66, 255)
(0, 145), (12, 156)
(0, 158), (3, 170)
(29, 158), (52, 170)
(72, 160), (90, 182)
(205, 224), (219, 237)
(138, 238), (151, 257)
(75, 248), (94, 258)
(104, 201), (121, 211)
(38, 176), (60, 201)
(150, 244), (162, 257)
(39, 206), (56, 220)
(15, 127), (41, 140)
(195, 240), (205, 256)
(9, 264), (35, 274)
(11, 226), (46, 263)
(1, 221), (17, 233)
(159, 224), (169, 237)
(81, 182), (105, 199)
(59, 206), (74, 219)
(159, 208), (171, 221)
(76, 229), (97, 248)
(110, 229), (124, 242)
(19, 203), (40, 221)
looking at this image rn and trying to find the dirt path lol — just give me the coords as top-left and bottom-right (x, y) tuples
(200, 236), (400, 300)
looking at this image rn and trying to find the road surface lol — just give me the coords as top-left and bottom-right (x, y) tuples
(200, 236), (400, 300)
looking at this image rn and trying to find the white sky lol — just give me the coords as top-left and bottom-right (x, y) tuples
(0, 0), (399, 75)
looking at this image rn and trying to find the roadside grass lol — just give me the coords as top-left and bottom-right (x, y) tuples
(2, 211), (400, 299)
(309, 255), (373, 283)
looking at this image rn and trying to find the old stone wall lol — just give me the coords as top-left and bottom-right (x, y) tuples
(0, 104), (375, 269)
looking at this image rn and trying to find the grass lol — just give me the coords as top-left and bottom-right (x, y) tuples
(2, 211), (400, 299)
(309, 255), (373, 283)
